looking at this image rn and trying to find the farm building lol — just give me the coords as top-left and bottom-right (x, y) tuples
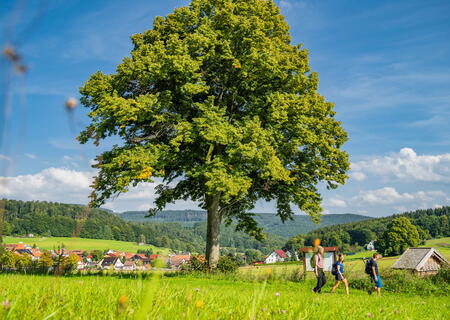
(264, 250), (288, 264)
(392, 247), (449, 276)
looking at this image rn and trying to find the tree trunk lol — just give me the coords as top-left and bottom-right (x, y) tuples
(205, 194), (221, 269)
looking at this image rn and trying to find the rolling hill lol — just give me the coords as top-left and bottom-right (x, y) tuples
(118, 210), (372, 238)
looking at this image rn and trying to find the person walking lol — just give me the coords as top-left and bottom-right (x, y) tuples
(330, 253), (349, 295)
(312, 246), (326, 293)
(367, 253), (382, 296)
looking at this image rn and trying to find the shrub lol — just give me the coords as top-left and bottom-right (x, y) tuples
(431, 267), (450, 285)
(185, 255), (208, 273)
(217, 256), (238, 273)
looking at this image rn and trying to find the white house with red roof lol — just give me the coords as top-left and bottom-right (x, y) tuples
(264, 250), (288, 264)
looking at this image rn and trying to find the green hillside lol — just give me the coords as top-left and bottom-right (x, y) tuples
(3, 236), (170, 254)
(295, 206), (450, 248)
(119, 210), (371, 238)
(2, 199), (286, 254)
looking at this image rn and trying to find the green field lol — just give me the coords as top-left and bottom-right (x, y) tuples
(3, 236), (171, 254)
(239, 237), (450, 282)
(0, 274), (447, 320)
(0, 238), (448, 319)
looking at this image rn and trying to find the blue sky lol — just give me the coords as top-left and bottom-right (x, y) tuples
(0, 0), (449, 216)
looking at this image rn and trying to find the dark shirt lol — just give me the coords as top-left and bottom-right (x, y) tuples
(369, 259), (379, 276)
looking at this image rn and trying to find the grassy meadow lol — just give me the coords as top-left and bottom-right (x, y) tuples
(0, 274), (448, 320)
(3, 236), (170, 254)
(0, 238), (448, 319)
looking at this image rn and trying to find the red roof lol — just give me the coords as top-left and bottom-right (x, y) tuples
(274, 250), (287, 258)
(149, 254), (160, 260)
(135, 254), (147, 259)
(170, 254), (191, 267)
(29, 249), (42, 257)
(124, 252), (134, 259)
(7, 243), (26, 250)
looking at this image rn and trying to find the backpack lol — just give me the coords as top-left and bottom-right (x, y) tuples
(365, 259), (372, 275)
(331, 262), (338, 276)
(310, 253), (316, 268)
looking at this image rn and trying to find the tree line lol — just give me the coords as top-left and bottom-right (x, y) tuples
(284, 206), (450, 256)
(2, 199), (285, 255)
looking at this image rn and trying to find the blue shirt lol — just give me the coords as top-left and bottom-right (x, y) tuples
(336, 261), (344, 274)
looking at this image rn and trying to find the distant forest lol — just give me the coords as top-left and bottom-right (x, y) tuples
(119, 210), (371, 238)
(2, 199), (287, 254)
(296, 206), (450, 250)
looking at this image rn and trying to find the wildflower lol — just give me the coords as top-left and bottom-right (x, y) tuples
(196, 288), (200, 292)
(367, 313), (373, 317)
(2, 300), (9, 309)
(195, 300), (204, 309)
(117, 295), (128, 314)
(275, 292), (280, 297)
(280, 310), (287, 314)
(261, 308), (267, 312)
(118, 295), (128, 306)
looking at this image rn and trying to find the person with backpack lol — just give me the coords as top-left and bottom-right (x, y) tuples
(312, 246), (326, 293)
(330, 253), (349, 295)
(365, 253), (382, 296)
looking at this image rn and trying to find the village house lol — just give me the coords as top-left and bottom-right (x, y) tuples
(168, 254), (191, 269)
(5, 243), (26, 251)
(29, 248), (42, 261)
(122, 260), (137, 271)
(99, 256), (124, 270)
(365, 240), (376, 251)
(264, 250), (287, 264)
(392, 247), (449, 276)
(149, 254), (161, 260)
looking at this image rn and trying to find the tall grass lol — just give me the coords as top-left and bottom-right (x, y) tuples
(0, 273), (448, 319)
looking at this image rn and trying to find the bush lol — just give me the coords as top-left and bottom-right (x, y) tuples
(180, 255), (208, 273)
(217, 256), (238, 273)
(431, 267), (450, 285)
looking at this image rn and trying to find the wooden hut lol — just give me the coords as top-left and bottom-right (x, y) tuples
(392, 247), (449, 276)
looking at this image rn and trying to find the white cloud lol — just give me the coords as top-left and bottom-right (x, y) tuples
(0, 154), (12, 162)
(24, 153), (37, 159)
(325, 198), (347, 208)
(279, 0), (307, 11)
(0, 167), (200, 212)
(351, 148), (450, 183)
(0, 168), (93, 203)
(353, 187), (447, 207)
(349, 171), (366, 181)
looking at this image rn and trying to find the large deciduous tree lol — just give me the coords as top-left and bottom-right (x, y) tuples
(376, 217), (420, 256)
(79, 0), (349, 268)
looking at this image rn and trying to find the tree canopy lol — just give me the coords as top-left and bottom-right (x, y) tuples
(376, 217), (420, 256)
(79, 0), (349, 266)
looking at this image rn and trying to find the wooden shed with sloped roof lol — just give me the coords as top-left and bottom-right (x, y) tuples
(392, 247), (449, 276)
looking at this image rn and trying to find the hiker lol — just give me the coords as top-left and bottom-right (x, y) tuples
(366, 253), (382, 296)
(312, 246), (326, 293)
(330, 253), (349, 295)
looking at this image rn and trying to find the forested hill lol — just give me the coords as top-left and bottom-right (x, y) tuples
(1, 199), (286, 254)
(296, 206), (450, 248)
(119, 210), (371, 238)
